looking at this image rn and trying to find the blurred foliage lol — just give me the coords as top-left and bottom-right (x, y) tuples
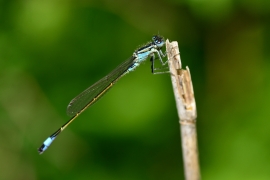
(0, 0), (270, 179)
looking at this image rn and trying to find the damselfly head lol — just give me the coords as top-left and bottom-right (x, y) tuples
(152, 35), (165, 48)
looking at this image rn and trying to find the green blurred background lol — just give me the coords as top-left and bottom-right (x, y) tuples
(0, 0), (270, 179)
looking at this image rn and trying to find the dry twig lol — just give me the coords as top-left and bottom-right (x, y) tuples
(166, 40), (200, 180)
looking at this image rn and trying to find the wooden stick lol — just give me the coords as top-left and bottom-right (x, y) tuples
(166, 40), (201, 180)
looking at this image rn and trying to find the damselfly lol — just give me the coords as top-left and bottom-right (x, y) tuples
(38, 35), (167, 154)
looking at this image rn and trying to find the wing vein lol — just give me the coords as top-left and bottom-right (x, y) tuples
(66, 56), (135, 116)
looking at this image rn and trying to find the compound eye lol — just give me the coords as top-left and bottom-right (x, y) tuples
(152, 35), (164, 47)
(155, 39), (161, 44)
(155, 37), (165, 48)
(152, 36), (161, 44)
